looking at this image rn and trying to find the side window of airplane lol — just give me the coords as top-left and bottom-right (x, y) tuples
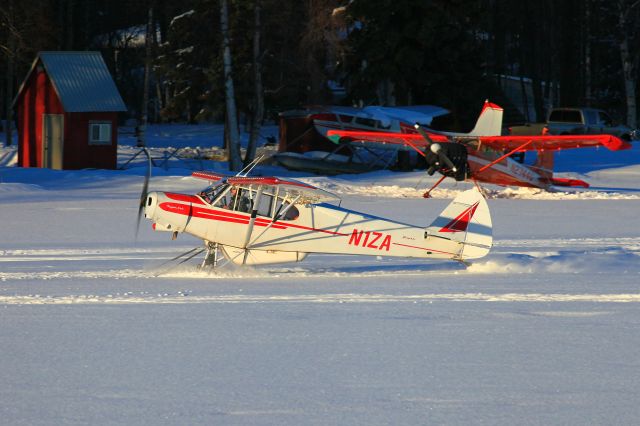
(208, 186), (250, 212)
(255, 192), (273, 217)
(231, 188), (252, 213)
(273, 197), (299, 221)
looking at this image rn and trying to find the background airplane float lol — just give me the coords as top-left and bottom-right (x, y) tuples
(326, 102), (633, 195)
(139, 170), (492, 269)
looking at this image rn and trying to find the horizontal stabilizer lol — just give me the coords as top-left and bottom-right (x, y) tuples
(551, 178), (590, 188)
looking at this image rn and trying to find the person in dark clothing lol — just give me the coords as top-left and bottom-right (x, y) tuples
(226, 187), (251, 212)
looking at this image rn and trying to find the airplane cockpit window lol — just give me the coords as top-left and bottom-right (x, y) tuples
(255, 192), (273, 217)
(273, 196), (299, 221)
(199, 183), (227, 205)
(201, 185), (300, 220)
(223, 187), (251, 212)
(283, 204), (299, 220)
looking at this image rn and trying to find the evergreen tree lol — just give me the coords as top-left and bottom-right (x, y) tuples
(343, 0), (488, 126)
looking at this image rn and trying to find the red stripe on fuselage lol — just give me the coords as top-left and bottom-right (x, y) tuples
(158, 201), (450, 255)
(165, 193), (205, 205)
(159, 202), (355, 237)
(159, 202), (286, 229)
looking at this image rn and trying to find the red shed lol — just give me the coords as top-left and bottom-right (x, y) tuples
(13, 51), (127, 170)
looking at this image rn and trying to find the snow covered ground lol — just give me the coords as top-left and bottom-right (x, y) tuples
(1, 126), (640, 425)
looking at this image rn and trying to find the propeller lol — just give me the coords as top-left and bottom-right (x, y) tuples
(413, 123), (457, 173)
(429, 143), (458, 173)
(135, 147), (152, 239)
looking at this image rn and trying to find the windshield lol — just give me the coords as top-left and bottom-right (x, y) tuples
(198, 183), (229, 205)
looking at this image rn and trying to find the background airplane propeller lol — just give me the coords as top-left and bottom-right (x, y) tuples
(414, 124), (469, 181)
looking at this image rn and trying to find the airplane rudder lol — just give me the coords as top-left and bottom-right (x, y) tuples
(426, 189), (493, 259)
(469, 101), (504, 136)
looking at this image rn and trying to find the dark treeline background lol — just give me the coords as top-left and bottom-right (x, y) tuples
(2, 0), (640, 136)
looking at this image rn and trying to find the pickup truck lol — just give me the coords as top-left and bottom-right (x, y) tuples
(508, 107), (637, 140)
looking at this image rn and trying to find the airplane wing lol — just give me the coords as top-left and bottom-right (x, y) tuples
(476, 134), (632, 152)
(191, 170), (232, 182)
(192, 172), (338, 203)
(329, 130), (632, 152)
(327, 130), (449, 149)
(226, 176), (340, 204)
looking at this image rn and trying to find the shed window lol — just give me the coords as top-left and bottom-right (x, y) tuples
(89, 122), (112, 145)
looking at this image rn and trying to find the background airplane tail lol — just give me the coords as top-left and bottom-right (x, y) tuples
(426, 189), (493, 260)
(467, 101), (504, 136)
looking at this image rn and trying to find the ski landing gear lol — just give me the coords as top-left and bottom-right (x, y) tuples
(200, 241), (220, 269)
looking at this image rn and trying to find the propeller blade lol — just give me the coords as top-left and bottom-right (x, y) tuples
(414, 123), (457, 172)
(135, 148), (152, 239)
(413, 123), (436, 144)
(430, 143), (457, 173)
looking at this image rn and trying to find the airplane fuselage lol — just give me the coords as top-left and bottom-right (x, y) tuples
(467, 148), (549, 188)
(144, 192), (468, 263)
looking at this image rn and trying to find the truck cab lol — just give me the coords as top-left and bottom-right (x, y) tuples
(546, 107), (635, 140)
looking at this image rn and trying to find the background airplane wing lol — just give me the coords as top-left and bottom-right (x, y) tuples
(327, 130), (449, 148)
(476, 134), (632, 152)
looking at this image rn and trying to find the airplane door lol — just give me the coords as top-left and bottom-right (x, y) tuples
(43, 114), (64, 169)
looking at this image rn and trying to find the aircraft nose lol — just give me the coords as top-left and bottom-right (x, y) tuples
(144, 192), (158, 219)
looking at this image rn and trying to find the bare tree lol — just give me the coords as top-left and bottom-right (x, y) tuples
(1, 0), (57, 146)
(138, 5), (154, 147)
(1, 0), (16, 146)
(66, 0), (75, 49)
(244, 0), (264, 167)
(220, 0), (242, 171)
(617, 0), (640, 128)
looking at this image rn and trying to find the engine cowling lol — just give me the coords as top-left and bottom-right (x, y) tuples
(424, 143), (470, 181)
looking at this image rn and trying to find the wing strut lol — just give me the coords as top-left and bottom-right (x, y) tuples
(423, 175), (447, 198)
(246, 195), (302, 248)
(477, 139), (534, 173)
(241, 187), (264, 264)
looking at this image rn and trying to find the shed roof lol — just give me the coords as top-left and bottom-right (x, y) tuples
(14, 51), (127, 112)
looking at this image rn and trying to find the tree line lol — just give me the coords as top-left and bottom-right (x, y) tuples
(2, 0), (639, 169)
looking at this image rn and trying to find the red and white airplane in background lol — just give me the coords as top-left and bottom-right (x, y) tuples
(140, 170), (492, 268)
(311, 102), (503, 138)
(327, 101), (632, 195)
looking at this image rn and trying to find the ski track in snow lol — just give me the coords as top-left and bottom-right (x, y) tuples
(2, 292), (640, 305)
(1, 237), (638, 283)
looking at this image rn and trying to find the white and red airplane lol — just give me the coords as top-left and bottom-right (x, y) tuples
(139, 170), (492, 268)
(326, 102), (632, 195)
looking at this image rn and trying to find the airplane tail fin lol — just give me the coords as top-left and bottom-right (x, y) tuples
(426, 189), (492, 260)
(467, 100), (504, 136)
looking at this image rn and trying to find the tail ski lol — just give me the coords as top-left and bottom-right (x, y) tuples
(426, 188), (492, 260)
(467, 101), (504, 136)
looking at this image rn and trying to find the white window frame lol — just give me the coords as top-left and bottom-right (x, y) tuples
(88, 122), (112, 145)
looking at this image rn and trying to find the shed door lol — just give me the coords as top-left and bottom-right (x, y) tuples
(43, 114), (64, 169)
